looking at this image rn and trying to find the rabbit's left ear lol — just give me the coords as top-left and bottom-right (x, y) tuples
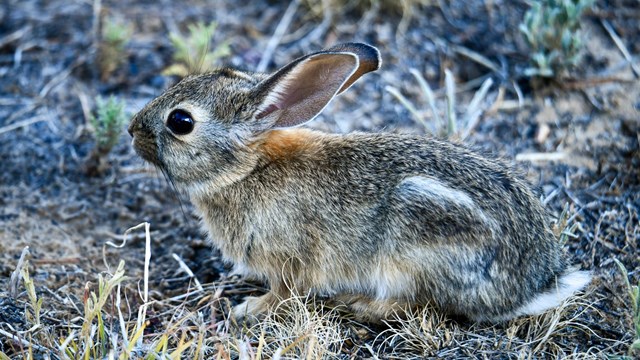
(252, 43), (380, 129)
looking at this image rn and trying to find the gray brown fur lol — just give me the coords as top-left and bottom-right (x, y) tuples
(129, 43), (589, 322)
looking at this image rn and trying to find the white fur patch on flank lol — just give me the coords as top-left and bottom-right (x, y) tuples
(401, 176), (476, 209)
(505, 270), (591, 320)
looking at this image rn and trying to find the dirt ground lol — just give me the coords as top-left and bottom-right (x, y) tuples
(0, 0), (638, 358)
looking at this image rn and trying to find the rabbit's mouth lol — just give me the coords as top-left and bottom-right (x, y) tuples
(130, 134), (162, 168)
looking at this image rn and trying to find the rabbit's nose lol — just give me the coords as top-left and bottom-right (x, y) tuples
(127, 121), (137, 137)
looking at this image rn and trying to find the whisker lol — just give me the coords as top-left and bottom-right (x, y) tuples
(157, 166), (191, 224)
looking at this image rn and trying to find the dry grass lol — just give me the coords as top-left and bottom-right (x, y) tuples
(372, 293), (601, 359)
(0, 221), (625, 359)
(385, 68), (494, 139)
(0, 224), (349, 359)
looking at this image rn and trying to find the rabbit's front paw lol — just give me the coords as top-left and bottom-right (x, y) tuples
(232, 293), (277, 321)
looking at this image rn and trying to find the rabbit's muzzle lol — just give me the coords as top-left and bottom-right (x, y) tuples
(128, 120), (161, 167)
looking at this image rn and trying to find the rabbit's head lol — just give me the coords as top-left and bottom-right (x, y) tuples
(129, 43), (380, 190)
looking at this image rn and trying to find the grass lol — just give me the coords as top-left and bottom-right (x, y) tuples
(1, 265), (597, 359)
(0, 224), (347, 359)
(163, 21), (231, 77)
(385, 68), (493, 139)
(519, 0), (595, 78)
(21, 264), (42, 330)
(614, 259), (640, 358)
(1, 220), (626, 359)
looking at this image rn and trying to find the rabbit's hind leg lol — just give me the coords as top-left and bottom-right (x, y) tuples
(337, 294), (410, 323)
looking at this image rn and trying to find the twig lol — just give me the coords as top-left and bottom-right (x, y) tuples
(116, 281), (128, 350)
(437, 0), (465, 29)
(485, 85), (505, 116)
(560, 76), (635, 90)
(601, 19), (640, 78)
(357, 0), (380, 39)
(172, 253), (205, 292)
(0, 115), (48, 135)
(451, 44), (502, 74)
(444, 69), (457, 135)
(0, 26), (30, 49)
(104, 222), (148, 249)
(462, 77), (494, 140)
(0, 97), (32, 106)
(542, 187), (561, 207)
(0, 328), (49, 352)
(410, 68), (442, 130)
(435, 74), (489, 96)
(257, 0), (300, 72)
(563, 188), (584, 208)
(74, 85), (93, 127)
(9, 246), (30, 298)
(37, 54), (88, 99)
(39, 66), (74, 98)
(515, 152), (567, 162)
(512, 80), (524, 108)
(596, 56), (640, 77)
(139, 222), (151, 347)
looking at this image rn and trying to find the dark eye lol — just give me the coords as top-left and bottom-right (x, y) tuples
(166, 109), (194, 135)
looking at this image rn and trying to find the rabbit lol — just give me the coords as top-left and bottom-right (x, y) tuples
(128, 42), (591, 323)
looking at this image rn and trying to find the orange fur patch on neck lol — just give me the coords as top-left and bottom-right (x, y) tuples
(256, 129), (320, 161)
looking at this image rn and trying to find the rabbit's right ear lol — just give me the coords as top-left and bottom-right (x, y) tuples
(252, 43), (380, 129)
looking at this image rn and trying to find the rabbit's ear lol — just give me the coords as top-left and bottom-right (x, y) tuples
(253, 43), (380, 129)
(325, 43), (381, 94)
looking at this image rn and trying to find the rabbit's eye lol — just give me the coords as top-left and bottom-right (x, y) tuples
(167, 109), (194, 135)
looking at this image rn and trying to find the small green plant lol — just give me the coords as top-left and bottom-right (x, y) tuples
(386, 69), (493, 138)
(614, 259), (640, 357)
(164, 21), (231, 77)
(21, 262), (42, 329)
(90, 96), (127, 154)
(97, 16), (132, 81)
(85, 96), (127, 176)
(519, 0), (594, 78)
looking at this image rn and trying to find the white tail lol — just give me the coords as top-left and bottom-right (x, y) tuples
(494, 269), (591, 322)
